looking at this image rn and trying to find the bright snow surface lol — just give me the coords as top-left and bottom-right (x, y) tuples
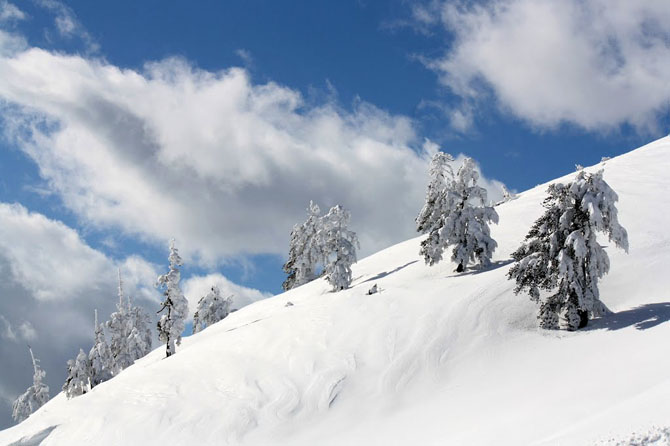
(2, 137), (670, 446)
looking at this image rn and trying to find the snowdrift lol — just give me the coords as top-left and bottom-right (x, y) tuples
(2, 137), (670, 446)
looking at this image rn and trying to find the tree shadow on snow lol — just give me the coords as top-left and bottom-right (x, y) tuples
(447, 259), (515, 278)
(587, 302), (670, 331)
(361, 261), (418, 284)
(9, 425), (58, 446)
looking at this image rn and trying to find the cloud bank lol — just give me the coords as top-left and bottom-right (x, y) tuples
(416, 0), (670, 132)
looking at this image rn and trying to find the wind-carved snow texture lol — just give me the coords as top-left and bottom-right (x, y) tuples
(2, 137), (670, 445)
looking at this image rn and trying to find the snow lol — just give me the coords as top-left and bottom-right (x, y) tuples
(2, 137), (670, 445)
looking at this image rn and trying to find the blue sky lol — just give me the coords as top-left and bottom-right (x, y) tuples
(0, 0), (669, 429)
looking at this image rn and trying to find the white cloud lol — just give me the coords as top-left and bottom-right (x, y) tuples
(0, 203), (114, 301)
(0, 46), (441, 263)
(422, 0), (670, 132)
(17, 321), (37, 341)
(182, 273), (272, 321)
(35, 0), (99, 53)
(0, 28), (26, 56)
(0, 40), (509, 264)
(0, 315), (37, 342)
(0, 1), (24, 22)
(235, 48), (254, 67)
(0, 314), (17, 341)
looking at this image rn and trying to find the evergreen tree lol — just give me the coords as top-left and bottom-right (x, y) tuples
(12, 347), (49, 423)
(107, 270), (133, 371)
(320, 205), (359, 291)
(89, 309), (114, 387)
(419, 156), (498, 271)
(417, 152), (455, 265)
(440, 158), (499, 272)
(127, 298), (153, 362)
(283, 201), (323, 290)
(508, 170), (628, 330)
(496, 185), (516, 205)
(282, 228), (299, 291)
(156, 239), (188, 357)
(192, 286), (232, 334)
(62, 349), (91, 398)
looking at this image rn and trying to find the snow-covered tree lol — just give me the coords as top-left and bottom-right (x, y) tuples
(320, 205), (359, 291)
(107, 270), (133, 370)
(283, 201), (323, 290)
(156, 239), (188, 357)
(127, 299), (152, 362)
(508, 170), (629, 330)
(441, 158), (499, 272)
(496, 185), (516, 205)
(89, 309), (114, 388)
(192, 286), (232, 334)
(417, 152), (455, 265)
(419, 157), (498, 271)
(12, 347), (49, 423)
(62, 349), (91, 398)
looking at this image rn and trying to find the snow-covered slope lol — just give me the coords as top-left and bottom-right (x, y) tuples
(2, 137), (670, 446)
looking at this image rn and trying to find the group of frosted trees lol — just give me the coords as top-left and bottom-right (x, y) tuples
(12, 148), (629, 423)
(156, 241), (233, 349)
(283, 203), (359, 292)
(415, 151), (628, 331)
(62, 272), (153, 398)
(280, 152), (627, 332)
(60, 239), (231, 402)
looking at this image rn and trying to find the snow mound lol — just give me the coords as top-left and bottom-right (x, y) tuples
(2, 137), (670, 445)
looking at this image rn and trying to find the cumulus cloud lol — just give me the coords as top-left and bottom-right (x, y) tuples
(419, 0), (670, 132)
(182, 273), (273, 320)
(0, 44), (460, 264)
(0, 36), (510, 265)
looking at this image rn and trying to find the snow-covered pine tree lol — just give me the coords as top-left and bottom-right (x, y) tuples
(508, 169), (629, 330)
(440, 158), (499, 272)
(107, 270), (133, 371)
(156, 239), (188, 357)
(89, 309), (114, 388)
(62, 348), (91, 398)
(282, 228), (299, 291)
(496, 185), (516, 205)
(127, 298), (152, 362)
(320, 205), (359, 291)
(12, 347), (49, 423)
(283, 201), (323, 290)
(192, 286), (232, 334)
(417, 152), (455, 266)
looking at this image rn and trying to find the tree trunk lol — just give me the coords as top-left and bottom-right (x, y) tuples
(578, 309), (589, 329)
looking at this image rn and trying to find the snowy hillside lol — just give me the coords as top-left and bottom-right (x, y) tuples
(2, 137), (670, 446)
